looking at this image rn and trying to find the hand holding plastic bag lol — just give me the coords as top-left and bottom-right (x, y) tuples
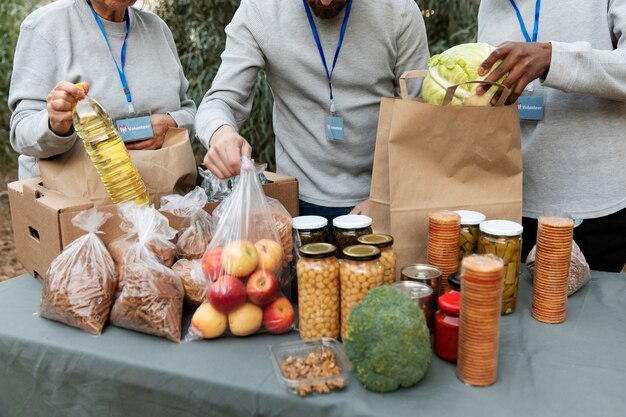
(39, 209), (117, 335)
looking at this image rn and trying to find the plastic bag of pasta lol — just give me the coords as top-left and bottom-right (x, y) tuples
(160, 187), (213, 260)
(109, 203), (184, 342)
(39, 209), (117, 335)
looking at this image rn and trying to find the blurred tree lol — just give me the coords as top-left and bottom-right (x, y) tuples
(419, 0), (480, 54)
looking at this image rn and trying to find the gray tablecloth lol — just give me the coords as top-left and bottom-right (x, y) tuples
(1, 270), (625, 417)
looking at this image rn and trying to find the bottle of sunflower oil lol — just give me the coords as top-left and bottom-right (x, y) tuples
(72, 84), (149, 205)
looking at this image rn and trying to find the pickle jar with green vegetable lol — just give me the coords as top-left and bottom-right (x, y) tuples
(357, 234), (397, 285)
(332, 215), (373, 259)
(477, 220), (523, 315)
(454, 210), (486, 262)
(293, 215), (329, 249)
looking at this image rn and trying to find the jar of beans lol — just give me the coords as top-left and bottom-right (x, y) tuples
(297, 243), (340, 340)
(340, 245), (384, 339)
(357, 234), (397, 285)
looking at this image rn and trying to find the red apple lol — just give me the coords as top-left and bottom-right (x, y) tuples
(246, 270), (279, 306)
(254, 239), (283, 272)
(222, 240), (258, 277)
(263, 297), (295, 334)
(208, 275), (247, 314)
(202, 247), (224, 281)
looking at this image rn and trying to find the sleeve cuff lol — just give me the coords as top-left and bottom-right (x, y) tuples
(542, 41), (582, 92)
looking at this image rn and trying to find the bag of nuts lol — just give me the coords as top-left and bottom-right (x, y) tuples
(187, 158), (295, 341)
(39, 209), (117, 335)
(172, 258), (208, 307)
(160, 187), (213, 260)
(109, 203), (185, 342)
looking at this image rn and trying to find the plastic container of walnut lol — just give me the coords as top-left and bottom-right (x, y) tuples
(297, 243), (340, 340)
(268, 338), (352, 396)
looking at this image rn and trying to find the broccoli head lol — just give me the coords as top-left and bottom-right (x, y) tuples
(344, 286), (431, 393)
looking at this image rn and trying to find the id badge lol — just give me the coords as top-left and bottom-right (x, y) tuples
(518, 83), (545, 121)
(325, 115), (344, 141)
(115, 113), (154, 143)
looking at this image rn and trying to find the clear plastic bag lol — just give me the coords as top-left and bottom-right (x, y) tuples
(188, 158), (295, 340)
(160, 186), (213, 260)
(526, 240), (591, 296)
(39, 209), (117, 335)
(109, 203), (184, 342)
(199, 163), (269, 202)
(172, 258), (208, 307)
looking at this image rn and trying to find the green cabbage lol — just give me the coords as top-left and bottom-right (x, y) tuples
(422, 42), (505, 106)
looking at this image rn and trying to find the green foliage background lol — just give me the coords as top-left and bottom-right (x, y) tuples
(0, 0), (479, 172)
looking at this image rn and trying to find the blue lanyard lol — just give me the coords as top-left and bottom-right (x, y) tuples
(86, 0), (134, 113)
(508, 0), (541, 42)
(303, 0), (352, 114)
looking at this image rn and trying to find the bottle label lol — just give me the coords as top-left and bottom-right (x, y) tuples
(115, 114), (154, 142)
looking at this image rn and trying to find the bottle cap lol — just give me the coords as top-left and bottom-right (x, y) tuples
(439, 292), (461, 314)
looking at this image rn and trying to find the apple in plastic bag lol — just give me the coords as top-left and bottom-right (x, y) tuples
(254, 239), (283, 273)
(246, 270), (279, 306)
(222, 240), (258, 277)
(190, 302), (228, 339)
(208, 274), (247, 313)
(202, 246), (224, 281)
(228, 302), (263, 336)
(263, 297), (294, 334)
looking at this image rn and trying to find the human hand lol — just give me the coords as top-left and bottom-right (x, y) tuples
(47, 81), (89, 136)
(476, 41), (552, 105)
(349, 199), (369, 216)
(203, 124), (252, 179)
(126, 114), (177, 150)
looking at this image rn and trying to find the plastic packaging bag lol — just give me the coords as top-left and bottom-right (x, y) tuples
(526, 240), (591, 296)
(172, 258), (208, 307)
(109, 203), (184, 342)
(160, 186), (213, 260)
(188, 158), (295, 340)
(199, 163), (268, 202)
(39, 209), (117, 335)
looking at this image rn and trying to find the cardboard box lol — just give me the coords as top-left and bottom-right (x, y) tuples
(8, 173), (299, 280)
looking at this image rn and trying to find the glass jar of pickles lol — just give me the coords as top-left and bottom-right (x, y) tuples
(357, 234), (397, 285)
(293, 216), (329, 248)
(332, 215), (373, 259)
(340, 245), (384, 339)
(477, 220), (523, 315)
(454, 210), (486, 262)
(297, 243), (340, 340)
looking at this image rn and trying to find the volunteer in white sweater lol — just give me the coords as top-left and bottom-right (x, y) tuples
(9, 0), (196, 179)
(476, 0), (626, 272)
(196, 0), (429, 221)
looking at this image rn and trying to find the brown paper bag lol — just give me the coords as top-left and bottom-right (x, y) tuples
(40, 128), (197, 207)
(370, 70), (523, 270)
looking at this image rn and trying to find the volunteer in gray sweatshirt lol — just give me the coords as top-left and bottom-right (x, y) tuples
(196, 0), (429, 220)
(476, 0), (626, 272)
(9, 0), (196, 180)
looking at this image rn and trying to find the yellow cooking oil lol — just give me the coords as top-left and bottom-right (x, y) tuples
(72, 85), (149, 205)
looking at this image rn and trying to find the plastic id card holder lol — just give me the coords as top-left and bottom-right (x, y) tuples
(325, 115), (345, 141)
(518, 83), (545, 121)
(115, 113), (154, 142)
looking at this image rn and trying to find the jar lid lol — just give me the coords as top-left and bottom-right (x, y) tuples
(342, 244), (380, 261)
(293, 215), (328, 230)
(357, 233), (393, 248)
(453, 210), (486, 226)
(401, 264), (442, 280)
(479, 219), (523, 236)
(438, 292), (460, 314)
(299, 243), (336, 258)
(447, 271), (461, 290)
(332, 214), (372, 229)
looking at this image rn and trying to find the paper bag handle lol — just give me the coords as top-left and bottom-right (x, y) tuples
(399, 70), (429, 100)
(443, 81), (512, 107)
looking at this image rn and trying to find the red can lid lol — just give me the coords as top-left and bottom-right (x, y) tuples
(438, 292), (460, 314)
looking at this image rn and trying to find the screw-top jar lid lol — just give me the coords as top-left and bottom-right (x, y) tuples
(439, 292), (460, 314)
(453, 210), (486, 226)
(332, 214), (372, 229)
(447, 271), (461, 291)
(299, 243), (336, 258)
(293, 215), (328, 230)
(479, 219), (523, 236)
(342, 244), (380, 261)
(357, 233), (393, 248)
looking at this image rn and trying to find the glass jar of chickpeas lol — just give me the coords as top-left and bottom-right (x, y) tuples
(297, 243), (340, 340)
(357, 234), (397, 285)
(340, 245), (384, 339)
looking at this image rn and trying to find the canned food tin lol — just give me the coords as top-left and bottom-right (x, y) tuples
(392, 281), (435, 332)
(400, 264), (442, 297)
